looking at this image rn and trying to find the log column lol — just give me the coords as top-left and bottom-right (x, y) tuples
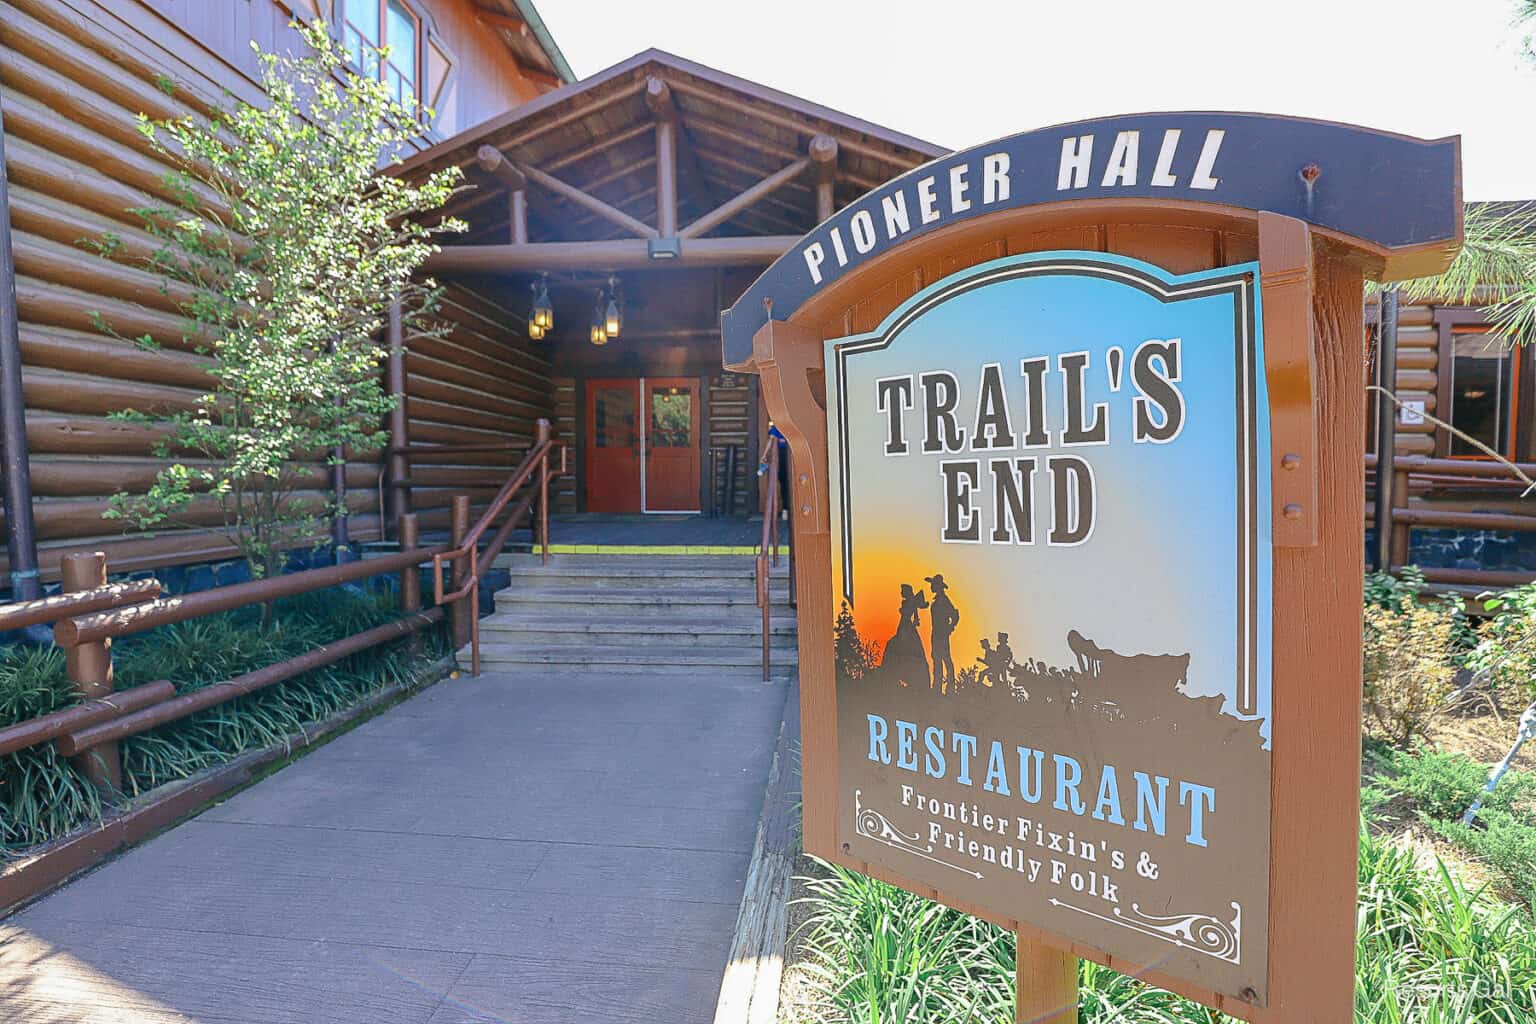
(386, 298), (410, 534)
(0, 102), (40, 601)
(449, 494), (471, 653)
(399, 513), (420, 655)
(810, 135), (838, 223)
(647, 77), (678, 237)
(59, 552), (121, 792)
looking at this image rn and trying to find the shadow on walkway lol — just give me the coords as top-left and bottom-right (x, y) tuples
(1, 668), (788, 1024)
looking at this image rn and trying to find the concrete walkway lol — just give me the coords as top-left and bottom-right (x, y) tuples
(0, 668), (788, 1023)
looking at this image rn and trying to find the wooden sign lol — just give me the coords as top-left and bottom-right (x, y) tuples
(723, 113), (1461, 1022)
(828, 250), (1271, 1000)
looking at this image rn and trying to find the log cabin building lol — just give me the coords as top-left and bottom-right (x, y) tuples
(0, 0), (1530, 603)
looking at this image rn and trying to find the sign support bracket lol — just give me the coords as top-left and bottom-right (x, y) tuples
(1258, 212), (1319, 548)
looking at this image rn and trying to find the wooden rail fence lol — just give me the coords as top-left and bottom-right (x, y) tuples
(1366, 452), (1536, 590)
(0, 417), (562, 791)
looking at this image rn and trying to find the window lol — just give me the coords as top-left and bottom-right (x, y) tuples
(1446, 328), (1519, 458)
(339, 0), (420, 108)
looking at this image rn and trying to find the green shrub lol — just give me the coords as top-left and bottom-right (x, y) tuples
(1466, 582), (1536, 707)
(1363, 604), (1460, 748)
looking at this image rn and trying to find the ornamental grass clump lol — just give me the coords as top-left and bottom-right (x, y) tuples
(790, 823), (1536, 1023)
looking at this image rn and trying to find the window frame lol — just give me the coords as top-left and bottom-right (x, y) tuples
(1433, 305), (1534, 462)
(336, 0), (424, 111)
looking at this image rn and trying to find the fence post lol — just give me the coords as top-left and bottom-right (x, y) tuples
(1372, 288), (1399, 573)
(537, 419), (551, 564)
(399, 513), (420, 656)
(59, 551), (122, 792)
(1390, 466), (1411, 568)
(449, 494), (471, 653)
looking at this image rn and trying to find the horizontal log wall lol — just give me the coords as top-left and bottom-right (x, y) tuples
(0, 0), (555, 581)
(707, 373), (753, 516)
(1388, 300), (1437, 457)
(404, 286), (555, 534)
(551, 376), (578, 513)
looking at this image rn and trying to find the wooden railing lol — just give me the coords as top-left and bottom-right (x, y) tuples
(1366, 452), (1536, 589)
(0, 531), (448, 793)
(0, 417), (565, 790)
(431, 419), (561, 676)
(755, 438), (781, 682)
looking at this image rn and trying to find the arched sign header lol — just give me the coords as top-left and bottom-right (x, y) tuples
(721, 112), (1459, 370)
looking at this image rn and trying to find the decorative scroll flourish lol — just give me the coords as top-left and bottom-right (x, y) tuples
(1050, 898), (1243, 965)
(853, 790), (982, 879)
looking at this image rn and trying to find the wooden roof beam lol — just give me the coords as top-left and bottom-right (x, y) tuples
(682, 157), (810, 239)
(646, 76), (725, 232)
(516, 160), (659, 239)
(475, 145), (528, 244)
(649, 79), (679, 236)
(425, 236), (801, 274)
(477, 8), (531, 37)
(811, 134), (838, 222)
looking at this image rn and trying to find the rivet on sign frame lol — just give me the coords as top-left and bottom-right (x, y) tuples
(1282, 503), (1303, 520)
(1280, 453), (1302, 471)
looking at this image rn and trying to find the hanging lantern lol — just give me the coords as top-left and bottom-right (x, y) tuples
(528, 321), (545, 341)
(604, 275), (623, 338)
(535, 275), (554, 330)
(589, 289), (609, 346)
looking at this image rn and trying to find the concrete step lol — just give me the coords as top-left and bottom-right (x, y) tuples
(472, 643), (799, 668)
(477, 631), (799, 653)
(460, 653), (796, 682)
(479, 614), (798, 635)
(496, 554), (789, 578)
(493, 587), (788, 609)
(497, 573), (791, 593)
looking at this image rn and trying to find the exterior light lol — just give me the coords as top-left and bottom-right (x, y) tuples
(530, 274), (554, 331)
(528, 321), (544, 341)
(604, 275), (622, 338)
(589, 289), (608, 346)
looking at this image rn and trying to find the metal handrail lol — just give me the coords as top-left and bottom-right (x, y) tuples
(430, 418), (560, 676)
(755, 438), (781, 682)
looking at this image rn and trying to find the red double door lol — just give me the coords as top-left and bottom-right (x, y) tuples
(584, 377), (701, 513)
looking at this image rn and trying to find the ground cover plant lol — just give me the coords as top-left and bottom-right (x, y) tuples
(789, 819), (1536, 1024)
(0, 582), (447, 855)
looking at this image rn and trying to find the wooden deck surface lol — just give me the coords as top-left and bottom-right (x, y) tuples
(0, 668), (789, 1023)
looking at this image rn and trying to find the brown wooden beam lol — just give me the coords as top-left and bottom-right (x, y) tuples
(667, 78), (914, 167)
(680, 158), (810, 239)
(517, 160), (658, 239)
(685, 118), (885, 191)
(647, 78), (679, 237)
(475, 145), (529, 244)
(477, 7), (531, 37)
(424, 236), (800, 273)
(811, 134), (838, 222)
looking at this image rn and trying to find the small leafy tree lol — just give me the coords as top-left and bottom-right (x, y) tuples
(94, 21), (463, 587)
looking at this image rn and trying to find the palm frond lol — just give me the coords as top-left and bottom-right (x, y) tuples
(1399, 203), (1536, 307)
(1396, 203), (1536, 343)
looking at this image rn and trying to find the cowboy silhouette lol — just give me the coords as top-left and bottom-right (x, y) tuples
(925, 574), (960, 693)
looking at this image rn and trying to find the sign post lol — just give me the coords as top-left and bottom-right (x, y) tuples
(724, 114), (1461, 1021)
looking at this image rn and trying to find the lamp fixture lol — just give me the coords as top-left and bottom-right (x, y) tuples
(528, 274), (554, 339)
(589, 288), (609, 346)
(604, 275), (623, 338)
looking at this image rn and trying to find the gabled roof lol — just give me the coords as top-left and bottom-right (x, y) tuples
(472, 0), (575, 85)
(397, 49), (945, 244)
